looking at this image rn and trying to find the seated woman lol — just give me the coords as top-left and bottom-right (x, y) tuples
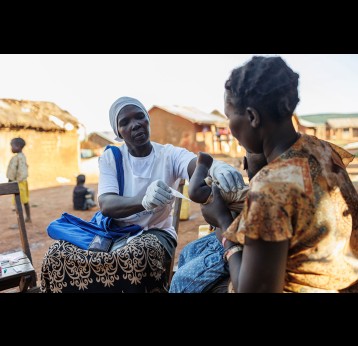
(200, 56), (358, 293)
(41, 96), (245, 293)
(170, 151), (266, 293)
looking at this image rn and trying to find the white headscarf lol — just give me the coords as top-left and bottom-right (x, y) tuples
(109, 96), (150, 142)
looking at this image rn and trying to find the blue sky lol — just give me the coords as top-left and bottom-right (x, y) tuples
(0, 54), (357, 133)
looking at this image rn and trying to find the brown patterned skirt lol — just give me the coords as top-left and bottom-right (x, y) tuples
(40, 233), (172, 293)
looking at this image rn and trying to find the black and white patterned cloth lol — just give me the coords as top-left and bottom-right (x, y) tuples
(40, 233), (171, 293)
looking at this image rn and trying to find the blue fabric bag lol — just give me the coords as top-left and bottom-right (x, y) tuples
(47, 145), (142, 252)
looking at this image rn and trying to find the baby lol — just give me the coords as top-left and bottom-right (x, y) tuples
(169, 151), (267, 293)
(188, 152), (249, 214)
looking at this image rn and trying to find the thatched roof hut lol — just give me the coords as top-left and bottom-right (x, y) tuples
(0, 99), (82, 190)
(0, 99), (79, 131)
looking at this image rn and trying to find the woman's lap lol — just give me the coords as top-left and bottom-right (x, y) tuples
(40, 233), (170, 293)
(170, 232), (228, 293)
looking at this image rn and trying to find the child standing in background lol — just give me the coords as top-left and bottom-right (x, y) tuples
(6, 137), (31, 222)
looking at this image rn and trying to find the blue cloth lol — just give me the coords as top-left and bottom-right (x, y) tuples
(47, 212), (142, 251)
(169, 232), (229, 293)
(47, 145), (142, 251)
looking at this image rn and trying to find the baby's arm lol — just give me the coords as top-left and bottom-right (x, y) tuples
(188, 152), (213, 204)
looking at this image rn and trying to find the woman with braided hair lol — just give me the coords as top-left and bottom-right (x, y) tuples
(200, 56), (358, 293)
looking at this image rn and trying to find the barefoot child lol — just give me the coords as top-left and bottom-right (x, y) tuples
(6, 137), (31, 222)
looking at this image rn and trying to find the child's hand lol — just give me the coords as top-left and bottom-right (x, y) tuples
(197, 152), (213, 168)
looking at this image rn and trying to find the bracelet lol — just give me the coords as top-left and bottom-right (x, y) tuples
(221, 237), (227, 248)
(223, 245), (242, 262)
(223, 245), (236, 261)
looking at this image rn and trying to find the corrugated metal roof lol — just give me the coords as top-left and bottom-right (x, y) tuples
(344, 142), (358, 150)
(149, 105), (228, 126)
(327, 118), (358, 129)
(298, 113), (358, 125)
(298, 118), (317, 127)
(89, 131), (118, 144)
(210, 109), (227, 119)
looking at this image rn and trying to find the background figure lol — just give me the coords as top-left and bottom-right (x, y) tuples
(73, 174), (97, 210)
(6, 137), (31, 223)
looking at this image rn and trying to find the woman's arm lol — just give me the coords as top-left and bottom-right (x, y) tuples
(236, 237), (289, 293)
(208, 208), (288, 292)
(222, 234), (289, 293)
(100, 179), (174, 217)
(99, 193), (145, 219)
(234, 152), (288, 292)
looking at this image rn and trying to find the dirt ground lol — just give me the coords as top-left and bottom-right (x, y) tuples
(1, 156), (357, 292)
(0, 182), (208, 286)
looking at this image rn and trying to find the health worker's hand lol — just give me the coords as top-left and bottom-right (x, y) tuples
(141, 179), (174, 211)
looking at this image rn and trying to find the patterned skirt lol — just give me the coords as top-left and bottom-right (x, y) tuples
(40, 233), (171, 293)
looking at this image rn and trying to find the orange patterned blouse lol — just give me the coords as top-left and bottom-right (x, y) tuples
(224, 134), (358, 293)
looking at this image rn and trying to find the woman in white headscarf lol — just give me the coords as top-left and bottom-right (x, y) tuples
(41, 96), (245, 293)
